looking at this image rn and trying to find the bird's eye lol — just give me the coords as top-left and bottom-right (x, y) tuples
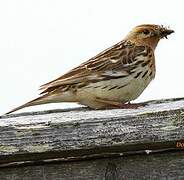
(143, 29), (150, 35)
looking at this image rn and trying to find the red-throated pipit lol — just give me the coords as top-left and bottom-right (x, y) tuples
(6, 24), (174, 114)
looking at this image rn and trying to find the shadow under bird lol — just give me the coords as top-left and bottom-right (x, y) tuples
(6, 24), (174, 114)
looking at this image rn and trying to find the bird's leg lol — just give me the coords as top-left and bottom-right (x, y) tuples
(119, 102), (146, 109)
(95, 97), (145, 109)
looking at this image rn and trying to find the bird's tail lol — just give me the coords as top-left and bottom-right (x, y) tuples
(5, 94), (50, 115)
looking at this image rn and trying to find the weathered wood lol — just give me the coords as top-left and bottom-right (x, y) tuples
(0, 97), (184, 180)
(0, 97), (184, 168)
(0, 151), (184, 180)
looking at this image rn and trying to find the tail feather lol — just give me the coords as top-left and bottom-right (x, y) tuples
(5, 94), (49, 115)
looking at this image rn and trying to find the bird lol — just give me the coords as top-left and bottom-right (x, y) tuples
(6, 24), (174, 114)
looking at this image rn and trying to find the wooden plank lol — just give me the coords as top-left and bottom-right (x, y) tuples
(0, 151), (183, 180)
(0, 97), (184, 167)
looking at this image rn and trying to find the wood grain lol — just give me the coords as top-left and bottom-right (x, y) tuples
(0, 151), (183, 180)
(0, 98), (184, 179)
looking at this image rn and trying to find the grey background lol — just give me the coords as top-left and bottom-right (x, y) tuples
(1, 0), (183, 114)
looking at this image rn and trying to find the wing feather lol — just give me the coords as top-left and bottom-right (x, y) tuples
(40, 40), (149, 94)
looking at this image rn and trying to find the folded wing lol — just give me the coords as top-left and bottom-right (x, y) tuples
(40, 40), (148, 94)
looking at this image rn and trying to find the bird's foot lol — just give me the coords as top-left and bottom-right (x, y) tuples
(113, 102), (146, 109)
(95, 97), (146, 109)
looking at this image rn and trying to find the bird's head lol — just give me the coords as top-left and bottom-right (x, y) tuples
(125, 24), (174, 49)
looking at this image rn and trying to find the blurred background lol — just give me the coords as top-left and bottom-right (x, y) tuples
(1, 0), (183, 114)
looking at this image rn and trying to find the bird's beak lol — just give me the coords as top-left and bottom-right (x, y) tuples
(159, 28), (174, 39)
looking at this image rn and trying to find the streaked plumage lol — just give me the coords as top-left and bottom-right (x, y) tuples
(6, 24), (174, 114)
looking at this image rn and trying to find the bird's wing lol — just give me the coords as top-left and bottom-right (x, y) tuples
(40, 40), (150, 94)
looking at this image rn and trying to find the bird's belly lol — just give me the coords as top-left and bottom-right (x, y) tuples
(78, 76), (152, 103)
